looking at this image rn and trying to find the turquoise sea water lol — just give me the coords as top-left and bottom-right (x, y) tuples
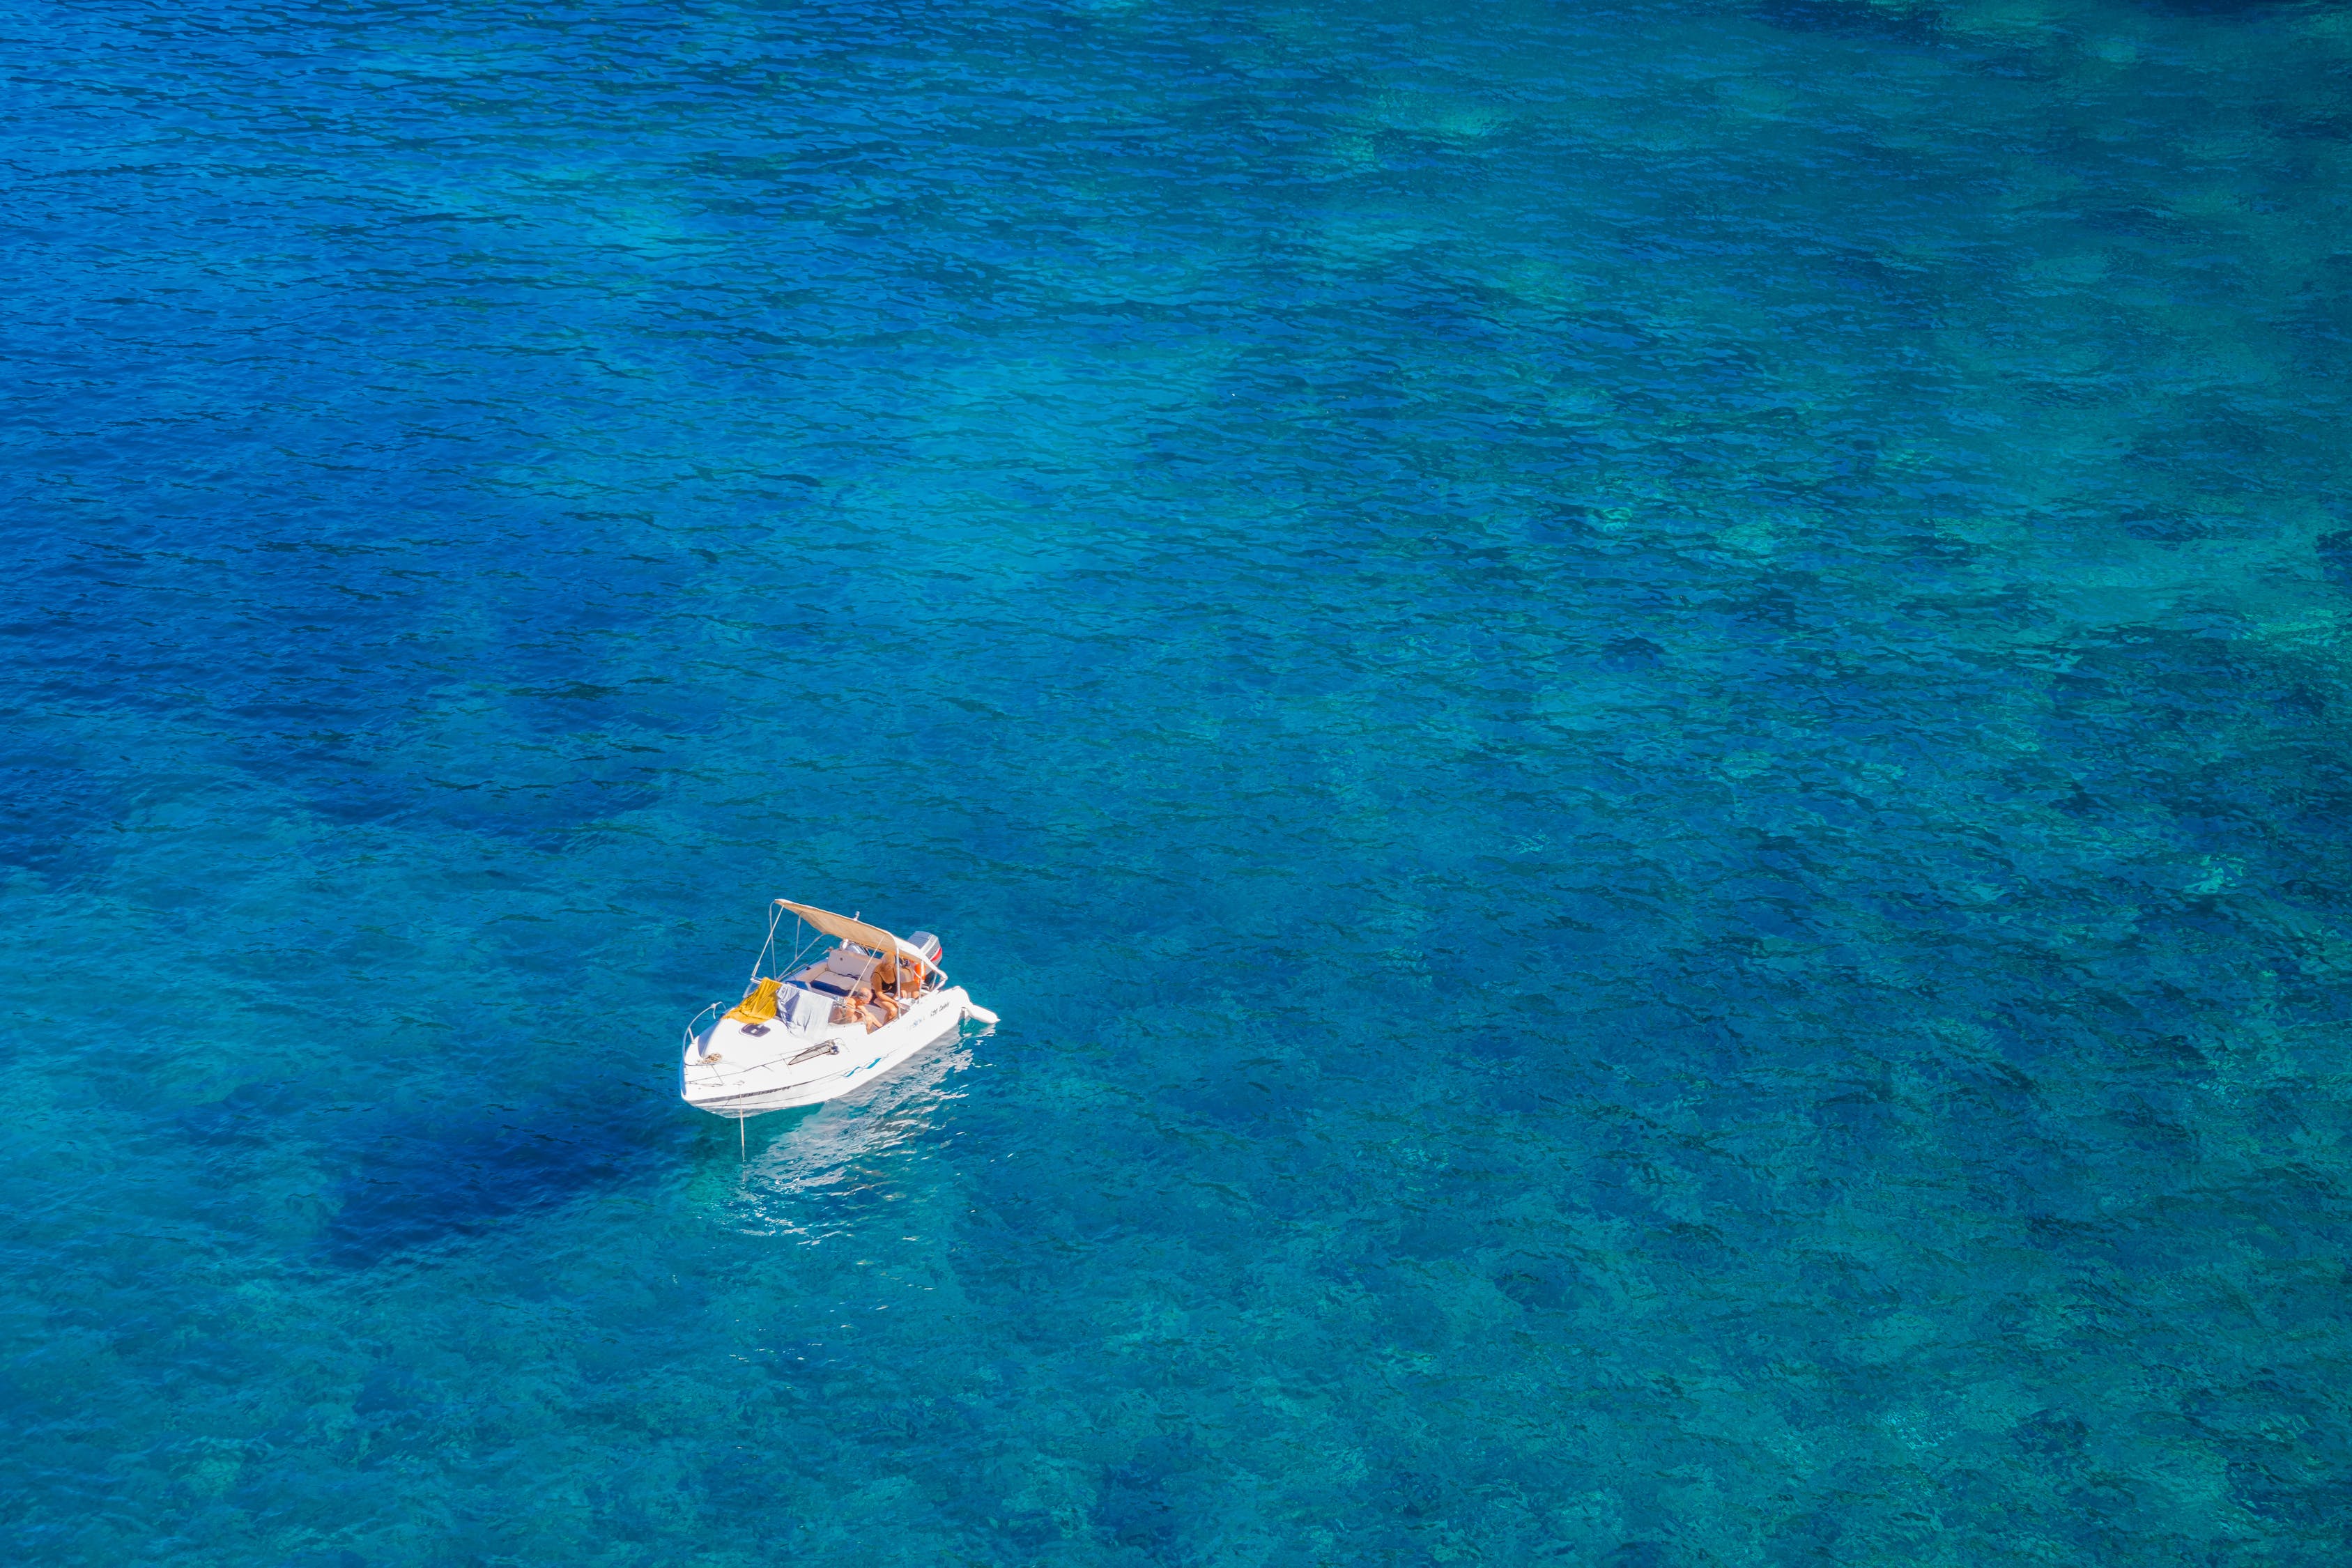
(6, 0), (2351, 1561)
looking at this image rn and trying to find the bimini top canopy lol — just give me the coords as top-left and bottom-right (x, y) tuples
(776, 900), (928, 964)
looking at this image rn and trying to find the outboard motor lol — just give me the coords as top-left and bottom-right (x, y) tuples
(906, 931), (944, 967)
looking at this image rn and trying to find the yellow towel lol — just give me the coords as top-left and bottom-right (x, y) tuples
(725, 977), (782, 1024)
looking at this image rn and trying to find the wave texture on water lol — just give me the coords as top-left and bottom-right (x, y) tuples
(4, 0), (2350, 1563)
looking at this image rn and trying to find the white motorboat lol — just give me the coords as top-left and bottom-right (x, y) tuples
(679, 899), (997, 1119)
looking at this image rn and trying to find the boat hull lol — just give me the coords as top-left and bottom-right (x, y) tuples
(679, 985), (979, 1116)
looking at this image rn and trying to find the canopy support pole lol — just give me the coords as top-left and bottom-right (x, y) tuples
(748, 902), (785, 992)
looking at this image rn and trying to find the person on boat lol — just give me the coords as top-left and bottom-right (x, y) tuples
(874, 952), (918, 999)
(832, 981), (893, 1031)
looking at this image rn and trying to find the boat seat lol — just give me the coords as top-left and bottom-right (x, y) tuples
(794, 948), (859, 983)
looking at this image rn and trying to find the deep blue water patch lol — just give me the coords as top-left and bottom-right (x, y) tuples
(5, 0), (2352, 1563)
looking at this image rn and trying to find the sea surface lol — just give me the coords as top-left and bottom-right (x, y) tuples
(5, 0), (2350, 1562)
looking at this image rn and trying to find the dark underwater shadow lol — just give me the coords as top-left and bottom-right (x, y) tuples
(244, 1013), (974, 1268)
(313, 1089), (683, 1268)
(0, 752), (122, 886)
(309, 1033), (969, 1266)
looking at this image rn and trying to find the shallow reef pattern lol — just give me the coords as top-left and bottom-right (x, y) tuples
(4, 0), (2351, 1563)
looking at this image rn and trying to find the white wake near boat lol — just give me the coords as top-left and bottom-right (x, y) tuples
(680, 899), (997, 1119)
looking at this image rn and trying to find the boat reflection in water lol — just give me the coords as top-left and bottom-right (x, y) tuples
(721, 1027), (978, 1242)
